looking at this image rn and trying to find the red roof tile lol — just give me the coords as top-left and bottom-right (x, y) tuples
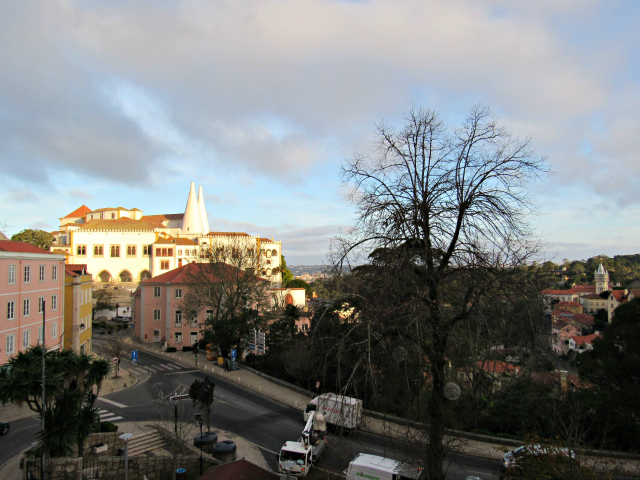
(557, 301), (581, 307)
(141, 262), (267, 285)
(0, 240), (54, 255)
(79, 218), (155, 231)
(572, 333), (600, 345)
(61, 205), (91, 219)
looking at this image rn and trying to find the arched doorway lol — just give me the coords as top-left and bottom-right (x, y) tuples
(98, 270), (111, 283)
(119, 270), (132, 283)
(139, 270), (151, 281)
(285, 294), (293, 305)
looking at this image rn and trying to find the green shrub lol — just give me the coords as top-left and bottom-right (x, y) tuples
(166, 347), (177, 353)
(98, 421), (119, 433)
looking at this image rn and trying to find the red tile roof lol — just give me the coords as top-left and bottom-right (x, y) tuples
(197, 459), (279, 480)
(79, 218), (155, 231)
(65, 264), (90, 276)
(141, 214), (184, 228)
(571, 285), (596, 294)
(572, 313), (594, 326)
(205, 232), (251, 237)
(542, 289), (575, 295)
(61, 205), (91, 219)
(572, 333), (601, 345)
(141, 262), (266, 285)
(0, 240), (53, 254)
(557, 301), (581, 308)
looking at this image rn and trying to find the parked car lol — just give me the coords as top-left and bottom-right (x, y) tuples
(0, 421), (9, 435)
(502, 444), (577, 472)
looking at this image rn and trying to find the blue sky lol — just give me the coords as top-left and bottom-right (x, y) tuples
(1, 1), (639, 265)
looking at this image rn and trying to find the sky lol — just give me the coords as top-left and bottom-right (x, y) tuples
(1, 0), (639, 266)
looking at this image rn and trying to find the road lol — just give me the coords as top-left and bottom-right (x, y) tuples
(0, 341), (510, 479)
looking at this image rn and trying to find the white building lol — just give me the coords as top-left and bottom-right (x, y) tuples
(53, 182), (283, 287)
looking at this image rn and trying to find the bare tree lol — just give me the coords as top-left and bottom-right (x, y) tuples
(332, 105), (547, 480)
(179, 236), (274, 356)
(103, 328), (132, 378)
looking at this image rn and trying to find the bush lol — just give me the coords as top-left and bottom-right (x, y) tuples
(98, 421), (119, 433)
(182, 346), (193, 352)
(166, 347), (177, 353)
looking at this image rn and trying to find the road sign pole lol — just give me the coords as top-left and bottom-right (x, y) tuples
(174, 402), (178, 437)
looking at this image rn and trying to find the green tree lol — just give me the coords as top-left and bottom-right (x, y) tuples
(11, 229), (55, 250)
(280, 254), (294, 286)
(92, 288), (115, 320)
(286, 278), (313, 298)
(578, 297), (640, 451)
(0, 347), (110, 457)
(189, 377), (216, 432)
(333, 105), (546, 480)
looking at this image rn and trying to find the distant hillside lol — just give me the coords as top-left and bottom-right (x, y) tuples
(289, 265), (328, 276)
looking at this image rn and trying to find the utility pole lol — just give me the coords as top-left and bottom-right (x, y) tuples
(41, 301), (46, 480)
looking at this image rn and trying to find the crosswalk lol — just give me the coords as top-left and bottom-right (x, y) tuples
(98, 409), (124, 423)
(132, 362), (184, 374)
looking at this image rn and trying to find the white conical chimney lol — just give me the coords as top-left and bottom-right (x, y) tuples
(182, 182), (203, 236)
(198, 186), (210, 235)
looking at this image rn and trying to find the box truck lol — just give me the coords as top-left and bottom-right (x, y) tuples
(345, 453), (427, 480)
(303, 393), (363, 430)
(278, 412), (328, 477)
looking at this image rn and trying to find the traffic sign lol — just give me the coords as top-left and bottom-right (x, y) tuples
(169, 394), (191, 404)
(131, 350), (138, 363)
(112, 357), (119, 364)
(231, 349), (237, 362)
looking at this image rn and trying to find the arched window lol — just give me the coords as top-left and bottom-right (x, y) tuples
(98, 270), (111, 283)
(266, 268), (272, 276)
(272, 249), (278, 257)
(119, 270), (132, 283)
(139, 270), (151, 281)
(285, 294), (293, 305)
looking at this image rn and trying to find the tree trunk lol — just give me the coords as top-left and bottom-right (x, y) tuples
(427, 335), (447, 480)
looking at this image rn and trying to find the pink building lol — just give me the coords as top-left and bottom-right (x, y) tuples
(1, 240), (66, 365)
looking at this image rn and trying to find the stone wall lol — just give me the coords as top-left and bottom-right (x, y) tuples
(82, 432), (124, 458)
(23, 455), (216, 480)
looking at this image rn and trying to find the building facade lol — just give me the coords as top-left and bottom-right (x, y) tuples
(52, 182), (283, 287)
(0, 241), (65, 365)
(64, 264), (93, 354)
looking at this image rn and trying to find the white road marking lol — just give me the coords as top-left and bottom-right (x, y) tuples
(97, 397), (128, 408)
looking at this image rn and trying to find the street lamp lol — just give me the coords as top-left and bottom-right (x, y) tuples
(195, 413), (204, 476)
(119, 433), (133, 480)
(115, 303), (119, 320)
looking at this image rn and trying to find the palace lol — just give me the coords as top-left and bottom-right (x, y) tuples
(51, 182), (283, 287)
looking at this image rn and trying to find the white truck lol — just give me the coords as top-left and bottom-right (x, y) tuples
(278, 412), (328, 477)
(303, 393), (363, 430)
(345, 453), (427, 480)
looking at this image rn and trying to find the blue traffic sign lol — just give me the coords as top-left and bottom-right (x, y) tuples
(231, 349), (237, 362)
(131, 350), (138, 363)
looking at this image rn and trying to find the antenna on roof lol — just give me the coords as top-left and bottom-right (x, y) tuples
(0, 219), (12, 238)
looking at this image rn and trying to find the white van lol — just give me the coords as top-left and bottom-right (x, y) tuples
(345, 453), (427, 480)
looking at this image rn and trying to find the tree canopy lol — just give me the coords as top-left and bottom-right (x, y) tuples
(286, 278), (313, 298)
(280, 254), (294, 286)
(11, 229), (55, 250)
(189, 377), (216, 432)
(332, 105), (547, 480)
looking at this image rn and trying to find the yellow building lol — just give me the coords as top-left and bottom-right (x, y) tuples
(64, 264), (93, 354)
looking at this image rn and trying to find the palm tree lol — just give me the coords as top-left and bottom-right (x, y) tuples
(0, 346), (111, 457)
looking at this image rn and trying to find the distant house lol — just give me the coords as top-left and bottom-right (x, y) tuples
(64, 264), (93, 354)
(551, 322), (581, 356)
(457, 360), (520, 392)
(568, 333), (601, 355)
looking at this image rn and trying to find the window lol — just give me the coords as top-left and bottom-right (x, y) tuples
(111, 213), (116, 219)
(143, 245), (151, 256)
(190, 332), (198, 345)
(23, 329), (30, 349)
(52, 265), (58, 281)
(8, 265), (16, 285)
(38, 297), (45, 314)
(52, 322), (57, 338)
(153, 286), (161, 297)
(77, 245), (87, 256)
(6, 334), (15, 355)
(39, 265), (46, 282)
(24, 265), (31, 283)
(175, 310), (182, 325)
(94, 245), (104, 256)
(127, 245), (136, 257)
(51, 295), (57, 310)
(153, 309), (161, 321)
(110, 245), (120, 257)
(161, 261), (170, 270)
(175, 332), (183, 344)
(175, 289), (182, 299)
(38, 325), (44, 343)
(7, 301), (15, 320)
(178, 250), (183, 256)
(206, 310), (213, 321)
(23, 298), (30, 316)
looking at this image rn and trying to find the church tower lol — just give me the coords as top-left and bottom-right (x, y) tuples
(594, 263), (609, 294)
(182, 182), (203, 237)
(197, 185), (210, 235)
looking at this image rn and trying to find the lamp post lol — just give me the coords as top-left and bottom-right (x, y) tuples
(115, 303), (119, 320)
(195, 413), (204, 476)
(119, 433), (133, 480)
(41, 300), (46, 480)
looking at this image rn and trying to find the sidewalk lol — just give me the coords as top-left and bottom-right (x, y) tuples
(133, 340), (640, 477)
